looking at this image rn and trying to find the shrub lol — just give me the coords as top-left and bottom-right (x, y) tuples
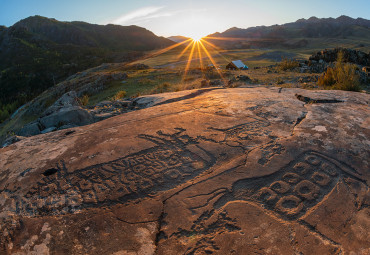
(318, 67), (336, 87)
(79, 94), (89, 106)
(318, 51), (361, 91)
(113, 90), (127, 100)
(131, 92), (141, 98)
(279, 58), (300, 71)
(153, 83), (170, 93)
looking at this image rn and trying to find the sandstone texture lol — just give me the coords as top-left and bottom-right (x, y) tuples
(0, 87), (369, 254)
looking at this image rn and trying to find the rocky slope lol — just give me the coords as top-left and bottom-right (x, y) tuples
(0, 87), (369, 254)
(0, 15), (173, 117)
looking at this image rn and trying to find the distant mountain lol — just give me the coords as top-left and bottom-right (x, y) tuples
(0, 15), (173, 115)
(207, 15), (370, 49)
(167, 36), (191, 43)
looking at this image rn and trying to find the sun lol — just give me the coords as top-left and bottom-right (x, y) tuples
(191, 35), (203, 42)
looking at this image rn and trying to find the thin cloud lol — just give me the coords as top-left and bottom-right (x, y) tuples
(111, 6), (164, 25)
(131, 8), (207, 25)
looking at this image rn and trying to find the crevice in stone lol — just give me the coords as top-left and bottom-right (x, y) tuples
(42, 168), (58, 176)
(291, 111), (308, 136)
(114, 217), (158, 225)
(154, 87), (223, 107)
(298, 219), (343, 252)
(295, 94), (343, 104)
(294, 112), (308, 128)
(154, 201), (167, 254)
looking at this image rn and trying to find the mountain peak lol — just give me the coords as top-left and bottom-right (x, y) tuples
(336, 15), (354, 23)
(16, 15), (58, 25)
(307, 16), (320, 22)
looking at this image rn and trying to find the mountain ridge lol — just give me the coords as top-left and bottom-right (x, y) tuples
(207, 15), (370, 49)
(0, 15), (174, 119)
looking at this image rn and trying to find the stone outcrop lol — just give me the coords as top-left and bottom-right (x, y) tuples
(0, 87), (369, 254)
(18, 91), (94, 137)
(309, 48), (370, 66)
(294, 49), (370, 84)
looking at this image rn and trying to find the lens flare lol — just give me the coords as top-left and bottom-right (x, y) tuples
(191, 35), (203, 42)
(134, 34), (247, 84)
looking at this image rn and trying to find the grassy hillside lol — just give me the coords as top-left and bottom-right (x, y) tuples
(0, 16), (173, 122)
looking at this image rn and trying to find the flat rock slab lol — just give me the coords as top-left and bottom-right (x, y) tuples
(0, 87), (369, 255)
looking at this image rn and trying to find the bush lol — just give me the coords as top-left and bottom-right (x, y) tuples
(318, 67), (336, 87)
(112, 90), (127, 100)
(152, 83), (170, 93)
(318, 51), (361, 91)
(79, 94), (89, 106)
(279, 58), (300, 71)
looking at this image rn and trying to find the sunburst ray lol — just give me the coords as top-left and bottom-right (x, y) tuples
(201, 39), (231, 63)
(182, 41), (197, 81)
(142, 38), (193, 61)
(198, 40), (227, 84)
(176, 39), (194, 60)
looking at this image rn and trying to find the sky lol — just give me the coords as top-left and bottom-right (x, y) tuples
(1, 0), (370, 38)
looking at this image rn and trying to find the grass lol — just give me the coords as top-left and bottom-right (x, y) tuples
(0, 111), (38, 139)
(87, 68), (183, 105)
(132, 41), (369, 72)
(86, 66), (234, 105)
(278, 58), (300, 71)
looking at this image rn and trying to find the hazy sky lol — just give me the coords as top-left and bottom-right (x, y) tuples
(1, 0), (370, 38)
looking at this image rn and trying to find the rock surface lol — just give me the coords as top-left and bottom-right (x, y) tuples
(0, 87), (369, 254)
(309, 48), (370, 66)
(18, 91), (94, 137)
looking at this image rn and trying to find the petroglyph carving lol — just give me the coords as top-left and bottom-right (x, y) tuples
(0, 118), (277, 218)
(207, 119), (271, 148)
(178, 151), (367, 251)
(192, 151), (365, 222)
(0, 128), (216, 217)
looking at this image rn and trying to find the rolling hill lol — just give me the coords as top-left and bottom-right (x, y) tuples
(167, 36), (191, 43)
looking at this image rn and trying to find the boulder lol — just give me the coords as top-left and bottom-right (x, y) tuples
(18, 122), (41, 136)
(39, 91), (94, 129)
(18, 91), (94, 137)
(39, 106), (94, 129)
(1, 87), (369, 254)
(1, 135), (24, 148)
(133, 96), (161, 108)
(309, 48), (370, 66)
(116, 100), (132, 107)
(40, 127), (57, 134)
(42, 91), (80, 117)
(58, 124), (78, 130)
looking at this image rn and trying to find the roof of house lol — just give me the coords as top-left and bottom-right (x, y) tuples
(231, 60), (247, 68)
